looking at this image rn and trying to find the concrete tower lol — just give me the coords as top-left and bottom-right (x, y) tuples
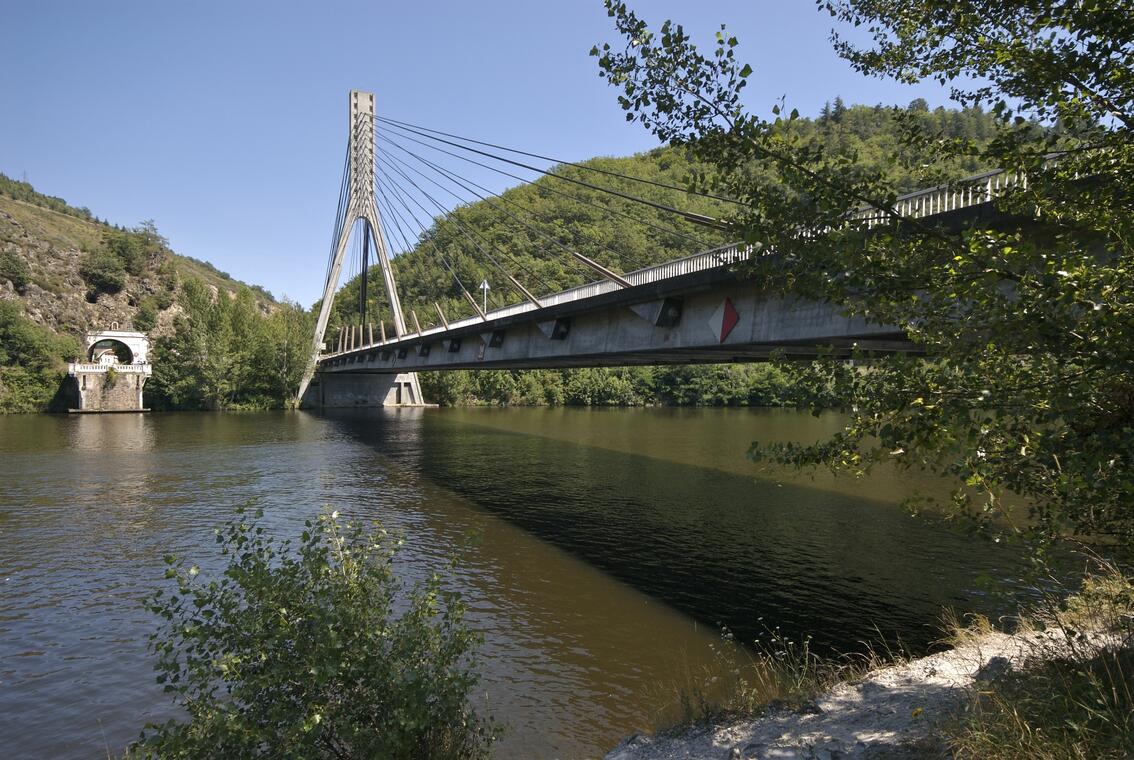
(298, 90), (423, 406)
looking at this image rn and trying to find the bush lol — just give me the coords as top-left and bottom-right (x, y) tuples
(79, 249), (126, 295)
(134, 297), (160, 332)
(131, 509), (495, 759)
(421, 370), (473, 407)
(0, 249), (30, 291)
(103, 225), (166, 276)
(0, 300), (78, 371)
(0, 365), (64, 412)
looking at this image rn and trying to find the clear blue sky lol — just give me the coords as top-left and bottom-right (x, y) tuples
(1, 1), (953, 306)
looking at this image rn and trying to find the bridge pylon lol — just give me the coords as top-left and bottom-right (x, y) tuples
(298, 90), (423, 406)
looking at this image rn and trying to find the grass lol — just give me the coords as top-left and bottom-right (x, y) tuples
(653, 559), (1133, 760)
(652, 626), (902, 731)
(944, 560), (1134, 759)
(0, 195), (274, 304)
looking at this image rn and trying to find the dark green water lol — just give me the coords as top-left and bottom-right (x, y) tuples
(0, 408), (1038, 758)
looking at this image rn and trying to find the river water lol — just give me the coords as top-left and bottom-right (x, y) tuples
(0, 408), (1040, 758)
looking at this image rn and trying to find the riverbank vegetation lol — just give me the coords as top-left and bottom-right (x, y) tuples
(420, 363), (822, 407)
(132, 508), (494, 759)
(147, 280), (312, 411)
(643, 560), (1133, 759)
(0, 300), (80, 412)
(946, 564), (1134, 758)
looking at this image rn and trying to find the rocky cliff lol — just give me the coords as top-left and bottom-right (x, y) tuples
(0, 189), (273, 343)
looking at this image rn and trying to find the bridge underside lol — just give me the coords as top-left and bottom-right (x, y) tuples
(306, 267), (913, 407)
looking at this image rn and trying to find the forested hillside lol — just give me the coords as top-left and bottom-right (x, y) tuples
(0, 175), (309, 412)
(326, 101), (1003, 406)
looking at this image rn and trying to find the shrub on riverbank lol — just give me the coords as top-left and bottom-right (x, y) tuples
(131, 508), (495, 759)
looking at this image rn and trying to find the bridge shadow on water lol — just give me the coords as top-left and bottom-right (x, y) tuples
(323, 408), (1044, 656)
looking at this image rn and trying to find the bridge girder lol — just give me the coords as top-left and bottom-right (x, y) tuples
(313, 267), (914, 377)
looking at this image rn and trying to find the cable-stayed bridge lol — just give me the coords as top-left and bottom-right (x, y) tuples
(299, 91), (1026, 408)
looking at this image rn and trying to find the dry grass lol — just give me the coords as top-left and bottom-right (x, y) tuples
(651, 559), (1133, 760)
(944, 559), (1134, 759)
(652, 626), (903, 731)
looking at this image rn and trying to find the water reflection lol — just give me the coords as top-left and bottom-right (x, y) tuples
(68, 412), (155, 452)
(0, 408), (1056, 759)
(324, 408), (1036, 655)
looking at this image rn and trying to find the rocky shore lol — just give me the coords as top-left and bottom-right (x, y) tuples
(604, 626), (1114, 760)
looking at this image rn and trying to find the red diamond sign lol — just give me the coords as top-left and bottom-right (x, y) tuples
(708, 297), (739, 343)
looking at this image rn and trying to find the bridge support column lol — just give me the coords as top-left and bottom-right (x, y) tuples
(297, 89), (418, 404)
(301, 372), (426, 409)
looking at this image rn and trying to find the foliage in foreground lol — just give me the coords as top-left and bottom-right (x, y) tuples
(595, 0), (1134, 542)
(132, 509), (495, 760)
(946, 564), (1134, 759)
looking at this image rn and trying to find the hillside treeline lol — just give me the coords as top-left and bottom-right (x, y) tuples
(148, 281), (311, 411)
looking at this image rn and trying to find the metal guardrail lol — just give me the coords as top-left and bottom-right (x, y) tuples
(322, 163), (1030, 359)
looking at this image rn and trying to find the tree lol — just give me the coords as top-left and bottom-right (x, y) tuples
(831, 96), (847, 123)
(0, 249), (31, 292)
(593, 1), (1134, 542)
(0, 300), (80, 411)
(131, 509), (495, 759)
(78, 248), (127, 296)
(250, 300), (314, 405)
(150, 279), (313, 410)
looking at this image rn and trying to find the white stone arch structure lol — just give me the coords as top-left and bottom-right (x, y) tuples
(68, 326), (153, 412)
(84, 327), (150, 365)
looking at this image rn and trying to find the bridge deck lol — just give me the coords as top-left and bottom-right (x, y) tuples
(318, 163), (1019, 370)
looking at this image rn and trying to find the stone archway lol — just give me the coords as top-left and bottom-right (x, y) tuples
(70, 328), (153, 411)
(88, 338), (134, 365)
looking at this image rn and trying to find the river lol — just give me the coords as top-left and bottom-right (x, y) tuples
(0, 408), (1041, 758)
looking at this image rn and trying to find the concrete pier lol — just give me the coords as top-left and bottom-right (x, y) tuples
(301, 371), (427, 408)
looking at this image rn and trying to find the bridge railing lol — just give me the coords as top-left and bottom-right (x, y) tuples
(848, 157), (1059, 228)
(322, 243), (753, 357)
(322, 161), (1049, 359)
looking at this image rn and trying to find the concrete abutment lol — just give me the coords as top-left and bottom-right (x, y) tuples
(301, 371), (428, 409)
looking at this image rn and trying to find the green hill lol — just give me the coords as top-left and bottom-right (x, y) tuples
(0, 174), (289, 412)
